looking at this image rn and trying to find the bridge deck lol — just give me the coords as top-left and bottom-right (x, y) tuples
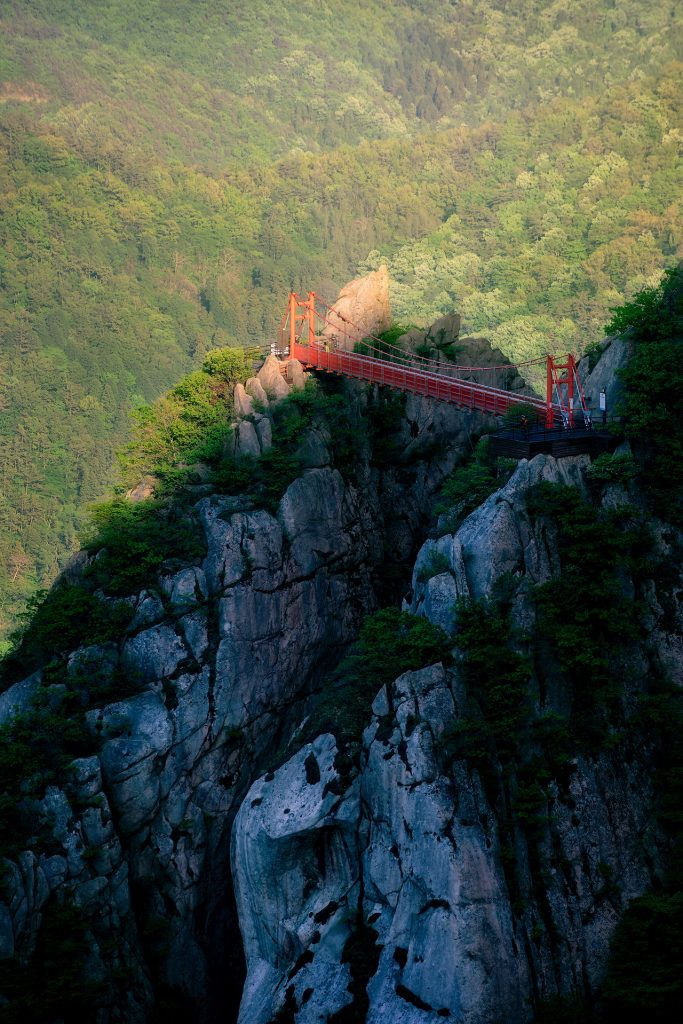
(291, 341), (547, 419)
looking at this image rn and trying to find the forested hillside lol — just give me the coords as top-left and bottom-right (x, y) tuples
(0, 0), (681, 641)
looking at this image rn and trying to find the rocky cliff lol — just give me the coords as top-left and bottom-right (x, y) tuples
(0, 332), (680, 1023)
(232, 443), (680, 1024)
(0, 348), (498, 1022)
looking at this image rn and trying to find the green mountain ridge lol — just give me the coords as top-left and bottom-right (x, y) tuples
(0, 0), (681, 640)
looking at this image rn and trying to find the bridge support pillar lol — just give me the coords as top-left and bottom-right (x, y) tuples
(288, 292), (297, 355)
(546, 356), (554, 428)
(307, 291), (316, 347)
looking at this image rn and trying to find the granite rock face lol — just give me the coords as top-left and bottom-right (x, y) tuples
(234, 655), (660, 1024)
(323, 266), (391, 350)
(233, 453), (670, 1024)
(233, 733), (361, 1024)
(0, 759), (154, 1021)
(579, 335), (632, 420)
(408, 454), (589, 630)
(0, 373), (485, 1021)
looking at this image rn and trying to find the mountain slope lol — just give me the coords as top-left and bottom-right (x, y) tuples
(0, 0), (681, 641)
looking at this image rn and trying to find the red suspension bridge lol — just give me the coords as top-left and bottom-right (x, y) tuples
(280, 291), (592, 430)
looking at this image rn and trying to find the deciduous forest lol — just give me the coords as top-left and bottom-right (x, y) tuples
(0, 0), (681, 641)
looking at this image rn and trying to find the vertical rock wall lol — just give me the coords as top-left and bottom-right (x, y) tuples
(0, 379), (491, 1021)
(232, 453), (673, 1023)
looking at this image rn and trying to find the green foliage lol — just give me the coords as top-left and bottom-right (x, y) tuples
(512, 766), (550, 834)
(210, 455), (258, 495)
(602, 892), (683, 1023)
(0, 1), (680, 642)
(532, 996), (590, 1024)
(202, 348), (248, 382)
(5, 584), (131, 671)
(0, 687), (92, 857)
(85, 498), (205, 595)
(0, 899), (103, 1023)
(449, 595), (531, 762)
(378, 324), (418, 347)
(605, 267), (683, 342)
(437, 462), (497, 521)
(435, 436), (506, 526)
(119, 349), (247, 486)
(583, 340), (605, 372)
(603, 682), (683, 1020)
(251, 447), (303, 515)
(361, 53), (681, 393)
(298, 608), (451, 750)
(355, 608), (451, 686)
(355, 323), (417, 362)
(528, 482), (642, 743)
(0, 697), (89, 793)
(366, 391), (406, 468)
(416, 551), (451, 584)
(530, 712), (574, 779)
(611, 266), (683, 522)
(586, 452), (638, 484)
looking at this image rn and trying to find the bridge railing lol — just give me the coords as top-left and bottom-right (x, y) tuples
(293, 339), (553, 420)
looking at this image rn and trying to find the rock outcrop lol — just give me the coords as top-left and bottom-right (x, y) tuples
(578, 334), (632, 421)
(400, 314), (531, 394)
(323, 266), (391, 350)
(234, 654), (660, 1024)
(407, 454), (588, 632)
(0, 369), (491, 1021)
(227, 356), (305, 459)
(232, 452), (671, 1024)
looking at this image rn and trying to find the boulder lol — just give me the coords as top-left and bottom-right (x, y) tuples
(322, 266), (391, 351)
(126, 475), (157, 501)
(245, 377), (270, 407)
(426, 311), (461, 344)
(233, 420), (262, 458)
(234, 383), (255, 417)
(0, 672), (41, 726)
(257, 355), (290, 399)
(253, 414), (272, 452)
(284, 358), (306, 390)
